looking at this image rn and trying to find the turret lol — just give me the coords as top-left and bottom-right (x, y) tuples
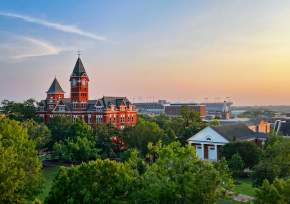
(46, 77), (65, 111)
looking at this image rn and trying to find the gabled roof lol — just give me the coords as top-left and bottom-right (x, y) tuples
(71, 57), (87, 77)
(212, 124), (257, 141)
(47, 78), (65, 93)
(100, 96), (131, 108)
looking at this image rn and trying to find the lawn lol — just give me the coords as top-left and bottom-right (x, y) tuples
(233, 178), (257, 197)
(37, 166), (60, 201)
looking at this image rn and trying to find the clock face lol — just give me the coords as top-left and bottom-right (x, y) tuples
(82, 80), (86, 86)
(72, 79), (77, 86)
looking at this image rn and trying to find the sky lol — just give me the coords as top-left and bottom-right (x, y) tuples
(1, 0), (290, 105)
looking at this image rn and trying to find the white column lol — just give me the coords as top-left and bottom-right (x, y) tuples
(214, 144), (218, 161)
(201, 143), (204, 160)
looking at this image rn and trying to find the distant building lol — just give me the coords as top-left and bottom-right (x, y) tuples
(37, 57), (137, 129)
(248, 120), (271, 134)
(202, 101), (232, 119)
(134, 100), (167, 115)
(164, 103), (206, 117)
(187, 124), (267, 161)
(273, 120), (290, 136)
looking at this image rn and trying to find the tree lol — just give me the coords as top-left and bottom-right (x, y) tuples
(22, 119), (51, 150)
(222, 141), (261, 169)
(46, 116), (73, 149)
(210, 119), (220, 127)
(123, 118), (165, 155)
(0, 118), (41, 203)
(255, 179), (290, 204)
(228, 153), (245, 178)
(52, 119), (99, 162)
(95, 124), (120, 158)
(134, 142), (233, 204)
(46, 159), (137, 204)
(253, 135), (290, 185)
(1, 99), (40, 122)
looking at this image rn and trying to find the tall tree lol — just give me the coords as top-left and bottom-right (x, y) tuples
(222, 141), (261, 169)
(134, 142), (232, 203)
(1, 99), (40, 122)
(46, 116), (73, 149)
(46, 159), (137, 204)
(123, 118), (165, 155)
(253, 135), (290, 185)
(0, 118), (41, 203)
(22, 119), (51, 150)
(52, 119), (98, 162)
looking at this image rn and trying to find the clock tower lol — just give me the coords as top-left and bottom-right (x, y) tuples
(70, 57), (89, 110)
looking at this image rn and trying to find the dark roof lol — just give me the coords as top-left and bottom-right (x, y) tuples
(71, 57), (87, 77)
(212, 124), (257, 141)
(47, 78), (65, 93)
(101, 96), (131, 108)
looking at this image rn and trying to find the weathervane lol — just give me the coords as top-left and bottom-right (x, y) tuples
(77, 50), (81, 58)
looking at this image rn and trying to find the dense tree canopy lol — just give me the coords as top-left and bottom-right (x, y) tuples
(46, 142), (233, 204)
(228, 153), (245, 178)
(1, 99), (40, 122)
(0, 118), (41, 203)
(22, 119), (52, 150)
(123, 118), (166, 155)
(95, 124), (120, 158)
(222, 141), (261, 169)
(46, 159), (137, 204)
(135, 142), (232, 204)
(255, 179), (290, 204)
(52, 119), (99, 162)
(46, 116), (74, 149)
(253, 135), (290, 185)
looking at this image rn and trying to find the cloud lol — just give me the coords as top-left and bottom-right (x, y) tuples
(12, 37), (62, 59)
(0, 12), (107, 42)
(0, 34), (63, 60)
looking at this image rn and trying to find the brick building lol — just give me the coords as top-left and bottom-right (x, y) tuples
(37, 57), (137, 129)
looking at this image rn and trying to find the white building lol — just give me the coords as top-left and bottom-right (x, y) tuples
(187, 124), (263, 161)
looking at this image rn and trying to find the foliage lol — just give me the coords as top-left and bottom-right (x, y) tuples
(255, 179), (290, 204)
(210, 119), (220, 127)
(237, 109), (275, 119)
(1, 98), (40, 122)
(46, 116), (73, 149)
(95, 124), (120, 158)
(222, 141), (261, 169)
(52, 119), (99, 162)
(0, 118), (42, 203)
(134, 142), (233, 204)
(228, 153), (245, 178)
(123, 118), (165, 155)
(252, 135), (290, 186)
(22, 119), (51, 150)
(214, 158), (234, 190)
(46, 142), (233, 203)
(46, 159), (137, 204)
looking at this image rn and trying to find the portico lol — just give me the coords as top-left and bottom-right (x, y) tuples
(187, 124), (261, 161)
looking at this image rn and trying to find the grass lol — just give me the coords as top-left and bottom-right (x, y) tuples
(37, 166), (59, 201)
(233, 178), (257, 197)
